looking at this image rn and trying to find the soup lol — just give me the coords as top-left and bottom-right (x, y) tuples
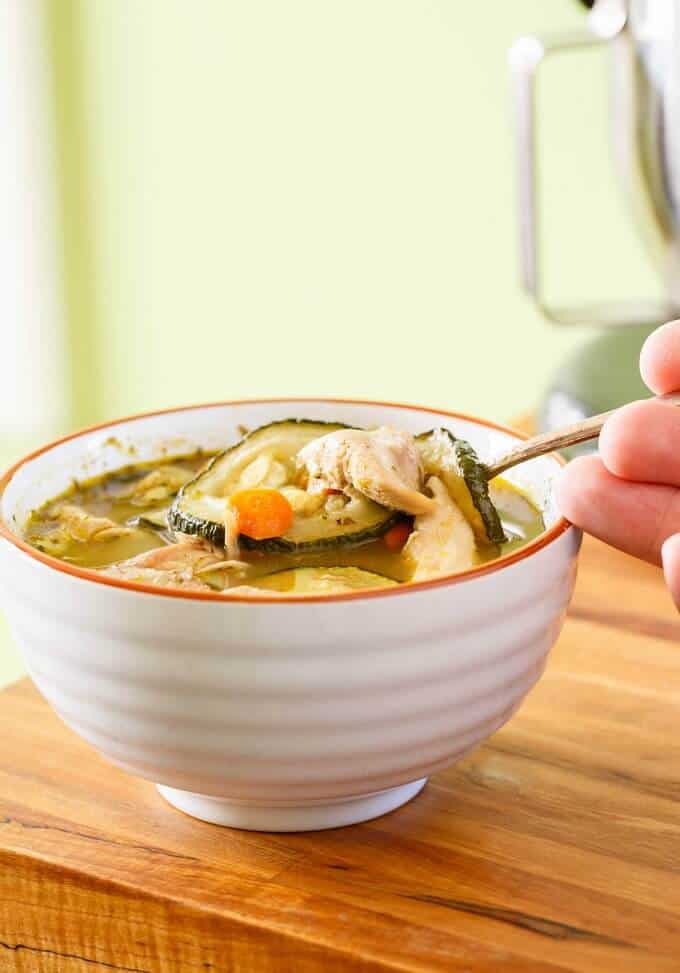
(25, 419), (545, 595)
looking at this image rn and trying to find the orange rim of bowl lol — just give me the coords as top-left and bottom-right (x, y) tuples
(0, 398), (572, 605)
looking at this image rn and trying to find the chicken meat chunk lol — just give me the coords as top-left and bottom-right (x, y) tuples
(123, 465), (193, 506)
(34, 503), (134, 556)
(297, 426), (436, 516)
(403, 476), (477, 580)
(102, 539), (249, 590)
(56, 504), (132, 542)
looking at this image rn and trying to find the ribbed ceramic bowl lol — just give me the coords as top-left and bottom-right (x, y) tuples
(0, 399), (581, 832)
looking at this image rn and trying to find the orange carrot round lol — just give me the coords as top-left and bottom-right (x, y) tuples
(383, 522), (412, 552)
(230, 489), (294, 540)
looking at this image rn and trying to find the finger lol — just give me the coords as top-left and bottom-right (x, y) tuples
(599, 399), (680, 487)
(556, 455), (680, 564)
(640, 319), (680, 395)
(661, 533), (680, 611)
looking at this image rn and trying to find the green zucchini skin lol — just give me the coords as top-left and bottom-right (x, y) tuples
(169, 419), (399, 553)
(453, 437), (507, 545)
(236, 516), (401, 555)
(416, 429), (507, 546)
(170, 511), (400, 555)
(168, 506), (229, 547)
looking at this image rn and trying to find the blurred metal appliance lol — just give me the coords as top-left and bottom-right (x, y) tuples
(510, 0), (680, 432)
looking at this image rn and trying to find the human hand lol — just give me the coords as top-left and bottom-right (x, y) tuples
(556, 320), (680, 608)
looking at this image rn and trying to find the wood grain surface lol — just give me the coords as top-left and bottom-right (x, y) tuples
(0, 535), (678, 973)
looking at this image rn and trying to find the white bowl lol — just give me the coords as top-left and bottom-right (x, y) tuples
(0, 399), (581, 832)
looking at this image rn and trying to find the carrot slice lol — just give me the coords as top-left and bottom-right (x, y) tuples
(230, 489), (294, 540)
(383, 522), (412, 552)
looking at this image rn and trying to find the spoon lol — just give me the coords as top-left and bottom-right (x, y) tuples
(484, 392), (680, 480)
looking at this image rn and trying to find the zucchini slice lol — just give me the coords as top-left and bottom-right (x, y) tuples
(416, 429), (507, 546)
(237, 565), (398, 595)
(169, 420), (399, 553)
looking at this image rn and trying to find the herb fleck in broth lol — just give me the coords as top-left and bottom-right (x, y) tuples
(24, 424), (546, 595)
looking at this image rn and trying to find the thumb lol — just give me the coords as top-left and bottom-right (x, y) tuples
(661, 533), (680, 611)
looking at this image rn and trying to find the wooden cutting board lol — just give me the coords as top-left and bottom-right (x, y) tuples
(0, 535), (679, 973)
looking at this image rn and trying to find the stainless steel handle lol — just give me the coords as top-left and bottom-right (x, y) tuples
(508, 0), (675, 327)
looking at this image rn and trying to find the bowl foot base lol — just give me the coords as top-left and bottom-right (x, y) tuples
(156, 778), (427, 832)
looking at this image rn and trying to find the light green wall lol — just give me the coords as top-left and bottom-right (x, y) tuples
(0, 1), (659, 686)
(50, 0), (659, 424)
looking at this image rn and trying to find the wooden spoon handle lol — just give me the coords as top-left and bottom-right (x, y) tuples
(485, 392), (680, 480)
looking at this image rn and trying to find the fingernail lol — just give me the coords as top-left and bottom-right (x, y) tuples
(661, 533), (680, 611)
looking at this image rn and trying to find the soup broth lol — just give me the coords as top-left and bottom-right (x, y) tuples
(24, 422), (546, 596)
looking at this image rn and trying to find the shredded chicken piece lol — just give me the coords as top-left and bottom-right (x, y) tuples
(193, 559), (250, 575)
(119, 540), (215, 572)
(223, 504), (240, 560)
(103, 563), (216, 591)
(279, 485), (327, 516)
(222, 585), (283, 597)
(101, 539), (249, 590)
(53, 504), (132, 543)
(123, 466), (193, 506)
(324, 493), (348, 514)
(403, 476), (477, 580)
(297, 427), (435, 515)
